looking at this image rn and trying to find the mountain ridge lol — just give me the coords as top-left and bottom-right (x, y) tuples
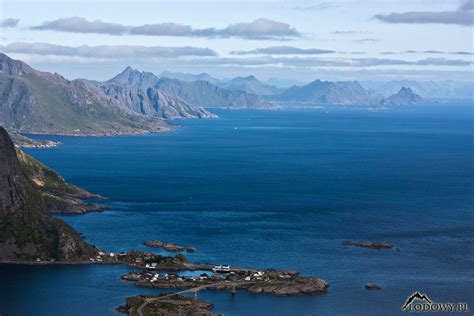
(100, 68), (216, 119)
(269, 79), (376, 105)
(0, 53), (171, 136)
(380, 87), (424, 106)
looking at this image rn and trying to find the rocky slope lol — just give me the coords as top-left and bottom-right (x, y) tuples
(0, 53), (170, 135)
(380, 87), (424, 106)
(16, 148), (105, 214)
(269, 79), (375, 105)
(0, 127), (97, 261)
(100, 67), (215, 119)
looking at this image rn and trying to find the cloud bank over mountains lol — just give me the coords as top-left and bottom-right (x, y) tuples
(2, 42), (471, 70)
(0, 42), (217, 58)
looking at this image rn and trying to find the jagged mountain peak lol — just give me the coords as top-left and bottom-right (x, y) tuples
(0, 52), (35, 76)
(380, 86), (424, 106)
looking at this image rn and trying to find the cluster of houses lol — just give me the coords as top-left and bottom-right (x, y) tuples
(122, 265), (298, 286)
(122, 271), (221, 283)
(89, 251), (127, 263)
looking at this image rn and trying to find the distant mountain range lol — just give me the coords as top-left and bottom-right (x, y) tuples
(155, 77), (274, 109)
(158, 71), (472, 101)
(159, 71), (222, 85)
(0, 53), (445, 137)
(0, 53), (170, 135)
(267, 80), (378, 105)
(362, 80), (473, 99)
(0, 54), (273, 135)
(218, 75), (282, 96)
(380, 87), (423, 106)
(159, 74), (428, 106)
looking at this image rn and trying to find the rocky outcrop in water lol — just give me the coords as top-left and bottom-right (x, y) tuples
(365, 283), (382, 290)
(343, 240), (393, 250)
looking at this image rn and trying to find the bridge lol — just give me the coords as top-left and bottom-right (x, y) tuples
(135, 281), (249, 316)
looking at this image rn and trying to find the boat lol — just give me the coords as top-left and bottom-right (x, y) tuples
(212, 265), (231, 273)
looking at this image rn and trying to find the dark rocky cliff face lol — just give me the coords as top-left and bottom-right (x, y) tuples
(0, 127), (96, 261)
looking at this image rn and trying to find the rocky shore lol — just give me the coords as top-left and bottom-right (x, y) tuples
(15, 148), (107, 215)
(10, 132), (61, 149)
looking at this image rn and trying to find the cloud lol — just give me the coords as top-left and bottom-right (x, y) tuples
(31, 17), (128, 35)
(220, 19), (300, 39)
(0, 42), (217, 59)
(191, 56), (473, 68)
(373, 0), (474, 26)
(293, 2), (338, 11)
(353, 38), (379, 43)
(30, 17), (300, 39)
(332, 30), (368, 35)
(0, 18), (20, 28)
(460, 0), (474, 11)
(129, 23), (195, 36)
(231, 46), (335, 55)
(3, 42), (470, 70)
(381, 50), (474, 55)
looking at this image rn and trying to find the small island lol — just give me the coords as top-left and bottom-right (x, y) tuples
(122, 267), (329, 296)
(117, 294), (216, 316)
(343, 240), (393, 250)
(143, 240), (197, 252)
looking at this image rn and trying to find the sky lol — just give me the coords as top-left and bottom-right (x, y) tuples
(0, 0), (473, 83)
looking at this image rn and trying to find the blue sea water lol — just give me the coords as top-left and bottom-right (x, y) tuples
(0, 105), (473, 315)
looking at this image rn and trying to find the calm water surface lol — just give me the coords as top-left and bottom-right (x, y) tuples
(1, 105), (473, 315)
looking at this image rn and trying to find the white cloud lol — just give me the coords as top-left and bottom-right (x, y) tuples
(231, 46), (335, 55)
(30, 17), (300, 40)
(374, 0), (474, 26)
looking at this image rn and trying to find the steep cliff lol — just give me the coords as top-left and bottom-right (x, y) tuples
(0, 127), (97, 261)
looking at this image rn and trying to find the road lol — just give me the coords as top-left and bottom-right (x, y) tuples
(135, 282), (221, 316)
